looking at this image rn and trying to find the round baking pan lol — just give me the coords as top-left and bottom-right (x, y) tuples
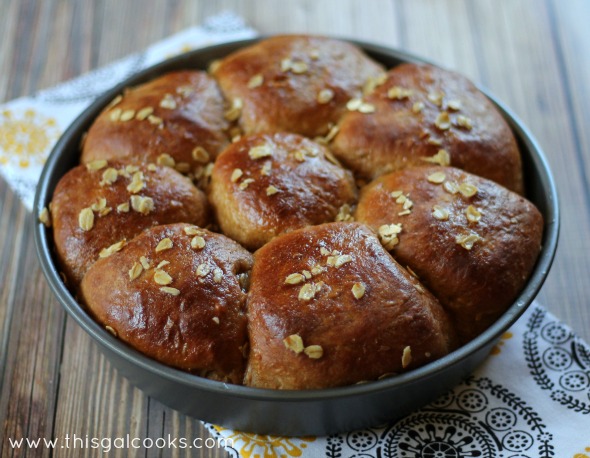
(33, 38), (559, 436)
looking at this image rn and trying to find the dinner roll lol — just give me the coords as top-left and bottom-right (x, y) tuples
(245, 222), (457, 390)
(332, 63), (524, 193)
(212, 35), (385, 138)
(355, 166), (543, 342)
(209, 132), (357, 250)
(81, 71), (229, 179)
(50, 160), (209, 288)
(80, 223), (253, 383)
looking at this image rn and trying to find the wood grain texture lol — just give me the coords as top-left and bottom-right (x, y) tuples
(0, 0), (589, 456)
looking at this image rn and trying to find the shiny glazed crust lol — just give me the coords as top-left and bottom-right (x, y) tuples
(244, 222), (457, 389)
(45, 36), (546, 389)
(50, 160), (210, 288)
(81, 71), (229, 175)
(80, 223), (253, 383)
(209, 132), (358, 250)
(332, 64), (524, 193)
(355, 166), (543, 342)
(212, 35), (385, 137)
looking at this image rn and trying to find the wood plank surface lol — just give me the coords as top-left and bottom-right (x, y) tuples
(0, 1), (589, 456)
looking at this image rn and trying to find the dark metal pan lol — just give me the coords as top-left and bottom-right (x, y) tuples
(33, 38), (559, 436)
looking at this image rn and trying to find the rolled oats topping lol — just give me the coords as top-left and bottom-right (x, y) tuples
(120, 109), (136, 122)
(412, 101), (425, 113)
(191, 146), (210, 163)
(128, 262), (143, 281)
(99, 240), (126, 258)
(231, 168), (243, 183)
(432, 205), (450, 221)
(156, 153), (176, 168)
(421, 149), (451, 166)
(458, 182), (478, 198)
(434, 111), (452, 130)
(402, 346), (412, 368)
(335, 203), (354, 222)
(443, 180), (460, 195)
(183, 226), (202, 236)
(196, 263), (211, 277)
(86, 159), (108, 171)
(304, 345), (323, 359)
(334, 254), (352, 268)
(298, 283), (318, 301)
(156, 260), (169, 269)
(224, 98), (243, 121)
(427, 91), (444, 107)
(455, 232), (481, 250)
(378, 224), (402, 250)
(351, 282), (366, 299)
(135, 107), (154, 120)
(427, 171), (446, 184)
(130, 195), (155, 215)
(78, 207), (94, 231)
(139, 256), (151, 270)
(126, 171), (145, 194)
(248, 144), (273, 160)
(159, 94), (177, 110)
(100, 167), (119, 186)
(456, 114), (473, 130)
(191, 236), (206, 250)
(447, 99), (462, 111)
(39, 206), (51, 227)
(247, 74), (264, 89)
(387, 86), (413, 100)
(283, 334), (304, 354)
(153, 269), (173, 285)
(317, 88), (334, 104)
(155, 237), (173, 253)
(239, 178), (255, 190)
(116, 202), (130, 213)
(260, 161), (272, 176)
(465, 205), (482, 223)
(213, 268), (223, 283)
(109, 108), (122, 121)
(160, 286), (180, 296)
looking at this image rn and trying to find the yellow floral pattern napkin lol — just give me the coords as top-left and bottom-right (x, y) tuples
(2, 14), (589, 458)
(0, 11), (255, 210)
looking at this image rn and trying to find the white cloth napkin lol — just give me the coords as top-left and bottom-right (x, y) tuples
(2, 13), (588, 458)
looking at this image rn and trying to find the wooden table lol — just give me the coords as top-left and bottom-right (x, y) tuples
(1, 1), (589, 456)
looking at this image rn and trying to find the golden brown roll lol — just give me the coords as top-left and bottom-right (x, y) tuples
(244, 222), (457, 390)
(81, 71), (229, 179)
(50, 160), (210, 288)
(332, 63), (524, 193)
(209, 132), (358, 251)
(212, 35), (385, 138)
(355, 166), (543, 342)
(80, 223), (253, 383)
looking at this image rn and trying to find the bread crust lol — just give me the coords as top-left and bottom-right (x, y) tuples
(80, 223), (253, 383)
(213, 35), (384, 137)
(332, 63), (524, 193)
(81, 71), (229, 175)
(209, 132), (357, 250)
(50, 160), (210, 288)
(244, 222), (457, 389)
(355, 166), (543, 342)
